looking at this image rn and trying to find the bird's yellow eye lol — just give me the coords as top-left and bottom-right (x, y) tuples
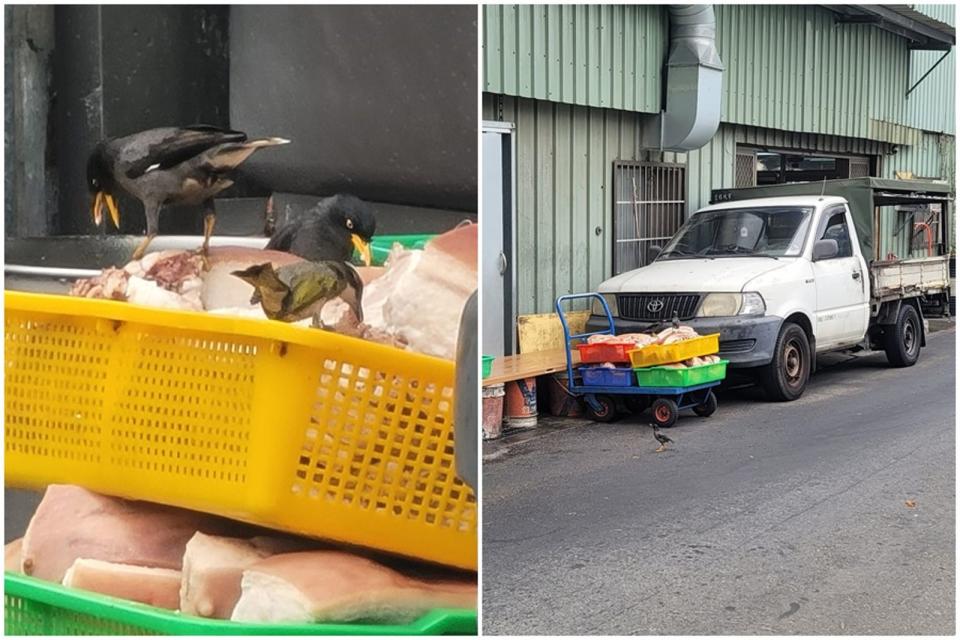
(345, 218), (354, 230)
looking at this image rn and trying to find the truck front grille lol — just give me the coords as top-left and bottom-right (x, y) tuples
(617, 294), (701, 322)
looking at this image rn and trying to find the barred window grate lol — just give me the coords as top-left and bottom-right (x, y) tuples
(612, 162), (686, 275)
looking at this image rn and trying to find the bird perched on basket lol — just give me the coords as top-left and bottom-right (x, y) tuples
(87, 125), (290, 262)
(265, 194), (376, 267)
(230, 260), (363, 328)
(652, 427), (673, 453)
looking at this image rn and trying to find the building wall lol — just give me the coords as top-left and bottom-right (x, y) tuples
(484, 4), (947, 143)
(484, 93), (648, 315)
(483, 4), (664, 115)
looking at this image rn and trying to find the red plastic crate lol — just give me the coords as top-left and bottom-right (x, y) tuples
(576, 342), (633, 364)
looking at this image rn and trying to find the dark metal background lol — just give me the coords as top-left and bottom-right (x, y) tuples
(228, 5), (477, 212)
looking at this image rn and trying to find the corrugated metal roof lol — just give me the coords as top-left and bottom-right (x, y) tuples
(913, 3), (955, 27)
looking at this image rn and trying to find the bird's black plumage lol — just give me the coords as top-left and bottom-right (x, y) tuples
(266, 194), (377, 264)
(653, 428), (673, 446)
(86, 124), (289, 260)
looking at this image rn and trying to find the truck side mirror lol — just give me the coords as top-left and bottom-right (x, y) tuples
(812, 239), (839, 261)
(647, 245), (663, 262)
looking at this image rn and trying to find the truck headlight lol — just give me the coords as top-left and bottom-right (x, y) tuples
(591, 293), (618, 317)
(696, 292), (765, 317)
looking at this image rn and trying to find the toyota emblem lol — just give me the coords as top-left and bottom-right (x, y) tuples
(647, 299), (665, 313)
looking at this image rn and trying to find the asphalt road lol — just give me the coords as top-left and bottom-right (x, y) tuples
(482, 329), (955, 635)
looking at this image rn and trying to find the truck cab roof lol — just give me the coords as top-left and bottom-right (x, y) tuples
(696, 195), (847, 213)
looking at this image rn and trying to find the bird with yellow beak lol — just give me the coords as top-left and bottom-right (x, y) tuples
(265, 194), (375, 267)
(87, 125), (289, 262)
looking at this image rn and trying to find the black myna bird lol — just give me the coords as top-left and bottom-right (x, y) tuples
(653, 427), (674, 453)
(231, 260), (364, 328)
(87, 125), (289, 261)
(265, 194), (376, 267)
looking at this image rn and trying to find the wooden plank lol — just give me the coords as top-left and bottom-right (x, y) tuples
(517, 310), (590, 353)
(483, 348), (581, 387)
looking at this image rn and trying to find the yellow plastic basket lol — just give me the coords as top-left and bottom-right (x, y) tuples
(4, 291), (476, 570)
(627, 333), (720, 368)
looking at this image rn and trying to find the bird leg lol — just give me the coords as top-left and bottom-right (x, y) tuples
(131, 233), (157, 261)
(132, 202), (161, 262)
(655, 444), (666, 453)
(200, 206), (216, 271)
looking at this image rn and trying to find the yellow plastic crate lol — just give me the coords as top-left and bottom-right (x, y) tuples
(4, 291), (476, 570)
(627, 333), (720, 368)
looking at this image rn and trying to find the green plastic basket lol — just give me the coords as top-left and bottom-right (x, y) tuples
(634, 360), (728, 388)
(355, 234), (436, 266)
(481, 355), (495, 379)
(4, 573), (476, 636)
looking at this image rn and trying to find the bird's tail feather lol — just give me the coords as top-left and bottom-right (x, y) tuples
(246, 137), (291, 147)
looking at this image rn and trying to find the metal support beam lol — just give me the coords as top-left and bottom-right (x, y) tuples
(906, 49), (952, 97)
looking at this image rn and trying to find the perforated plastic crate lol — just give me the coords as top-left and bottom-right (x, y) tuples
(627, 334), (720, 368)
(4, 573), (476, 635)
(4, 291), (476, 570)
(575, 342), (633, 364)
(579, 366), (635, 387)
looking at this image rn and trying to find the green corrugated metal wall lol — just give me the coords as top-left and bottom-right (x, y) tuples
(483, 4), (665, 115)
(484, 4), (951, 142)
(483, 93), (647, 315)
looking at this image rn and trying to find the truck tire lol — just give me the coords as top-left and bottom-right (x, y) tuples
(883, 304), (921, 367)
(586, 394), (618, 423)
(761, 322), (810, 402)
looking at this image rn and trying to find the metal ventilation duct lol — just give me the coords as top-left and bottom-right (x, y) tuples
(659, 5), (725, 151)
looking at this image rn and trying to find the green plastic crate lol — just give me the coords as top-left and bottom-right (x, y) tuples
(355, 234), (436, 266)
(481, 355), (495, 379)
(634, 360), (728, 388)
(4, 573), (476, 636)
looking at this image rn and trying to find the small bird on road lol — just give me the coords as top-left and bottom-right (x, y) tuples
(87, 125), (290, 262)
(265, 194), (376, 267)
(653, 426), (673, 453)
(231, 260), (364, 328)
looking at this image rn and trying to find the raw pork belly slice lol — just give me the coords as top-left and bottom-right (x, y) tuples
(179, 532), (315, 619)
(231, 551), (477, 624)
(62, 558), (181, 610)
(20, 485), (248, 582)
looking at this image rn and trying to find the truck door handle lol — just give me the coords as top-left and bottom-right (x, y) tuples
(498, 252), (508, 275)
(852, 271), (861, 280)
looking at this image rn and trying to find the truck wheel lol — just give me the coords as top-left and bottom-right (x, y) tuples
(883, 304), (921, 367)
(761, 322), (810, 402)
(586, 394), (618, 423)
(693, 391), (718, 417)
(651, 398), (678, 428)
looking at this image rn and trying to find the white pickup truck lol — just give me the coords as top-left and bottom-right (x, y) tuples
(590, 179), (952, 401)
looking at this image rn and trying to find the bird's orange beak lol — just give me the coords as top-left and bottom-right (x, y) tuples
(352, 234), (372, 267)
(92, 191), (120, 229)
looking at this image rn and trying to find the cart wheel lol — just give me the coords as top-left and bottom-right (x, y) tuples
(693, 391), (718, 417)
(587, 394), (618, 423)
(625, 396), (652, 415)
(651, 398), (678, 428)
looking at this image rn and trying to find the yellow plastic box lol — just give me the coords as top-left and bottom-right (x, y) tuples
(628, 333), (720, 368)
(5, 291), (476, 570)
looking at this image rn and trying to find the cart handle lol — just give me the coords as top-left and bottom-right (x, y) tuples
(555, 293), (617, 384)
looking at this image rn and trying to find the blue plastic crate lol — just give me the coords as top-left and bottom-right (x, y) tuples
(580, 365), (636, 387)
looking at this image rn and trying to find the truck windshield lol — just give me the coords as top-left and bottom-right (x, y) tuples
(658, 206), (813, 259)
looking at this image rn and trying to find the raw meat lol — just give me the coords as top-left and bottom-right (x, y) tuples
(5, 538), (23, 573)
(230, 551), (477, 624)
(180, 533), (314, 619)
(586, 333), (657, 347)
(380, 224), (476, 360)
(20, 485), (248, 583)
(62, 558), (181, 610)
